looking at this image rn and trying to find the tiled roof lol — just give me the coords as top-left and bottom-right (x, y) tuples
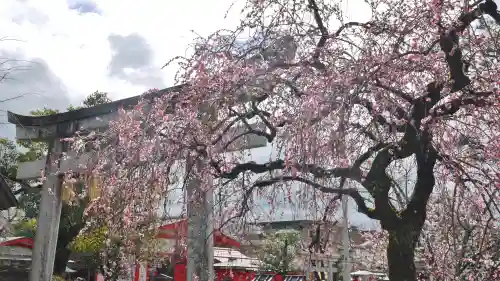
(214, 247), (250, 260)
(213, 259), (260, 269)
(213, 247), (261, 269)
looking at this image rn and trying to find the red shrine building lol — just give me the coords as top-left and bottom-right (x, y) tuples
(153, 219), (306, 281)
(0, 219), (309, 281)
(155, 218), (257, 281)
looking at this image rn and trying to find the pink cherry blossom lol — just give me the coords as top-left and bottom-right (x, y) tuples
(73, 1), (500, 280)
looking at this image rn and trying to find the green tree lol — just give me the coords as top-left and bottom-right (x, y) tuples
(69, 226), (106, 254)
(258, 230), (301, 275)
(8, 91), (111, 275)
(0, 138), (19, 182)
(68, 226), (107, 271)
(10, 218), (37, 238)
(83, 90), (111, 107)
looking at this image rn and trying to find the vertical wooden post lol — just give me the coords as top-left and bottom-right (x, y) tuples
(29, 139), (65, 281)
(327, 257), (333, 281)
(341, 196), (350, 281)
(186, 157), (214, 281)
(186, 103), (218, 281)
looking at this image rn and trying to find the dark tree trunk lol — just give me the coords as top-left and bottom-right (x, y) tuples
(53, 242), (72, 275)
(53, 202), (87, 276)
(386, 224), (423, 281)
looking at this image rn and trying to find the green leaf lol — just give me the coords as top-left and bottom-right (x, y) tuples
(69, 226), (107, 253)
(82, 91), (111, 107)
(11, 219), (37, 239)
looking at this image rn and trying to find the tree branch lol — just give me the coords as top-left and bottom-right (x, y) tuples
(255, 176), (379, 219)
(351, 122), (380, 142)
(332, 22), (371, 37)
(402, 147), (438, 220)
(309, 179), (344, 254)
(351, 96), (407, 132)
(439, 0), (500, 92)
(374, 79), (413, 103)
(308, 0), (329, 67)
(429, 92), (495, 118)
(307, 0), (370, 69)
(212, 108), (271, 146)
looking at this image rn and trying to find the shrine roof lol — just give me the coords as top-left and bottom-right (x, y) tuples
(0, 237), (33, 249)
(157, 219), (241, 248)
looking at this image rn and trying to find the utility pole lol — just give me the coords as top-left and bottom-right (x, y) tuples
(186, 156), (214, 281)
(341, 195), (350, 281)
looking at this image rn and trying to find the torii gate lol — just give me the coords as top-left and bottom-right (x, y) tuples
(8, 85), (267, 281)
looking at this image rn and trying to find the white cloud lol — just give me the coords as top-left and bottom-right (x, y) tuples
(0, 0), (245, 106)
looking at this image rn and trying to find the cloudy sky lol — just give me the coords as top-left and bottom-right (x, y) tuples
(0, 0), (253, 138)
(0, 0), (375, 227)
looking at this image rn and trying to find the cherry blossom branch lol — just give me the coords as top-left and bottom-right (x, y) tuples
(307, 0), (329, 67)
(402, 147), (438, 220)
(254, 176), (378, 219)
(351, 122), (380, 142)
(216, 159), (357, 180)
(390, 84), (443, 220)
(308, 0), (370, 69)
(308, 187), (343, 254)
(361, 144), (414, 223)
(280, 78), (305, 97)
(358, 83), (442, 224)
(374, 79), (414, 103)
(441, 157), (500, 217)
(351, 96), (407, 132)
(250, 101), (278, 140)
(223, 130), (271, 150)
(332, 22), (371, 37)
(397, 39), (439, 58)
(214, 144), (385, 219)
(429, 91), (495, 118)
(254, 175), (349, 191)
(439, 0), (500, 91)
(217, 138), (386, 182)
(211, 109), (264, 145)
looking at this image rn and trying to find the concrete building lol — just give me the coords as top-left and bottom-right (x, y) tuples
(240, 219), (365, 272)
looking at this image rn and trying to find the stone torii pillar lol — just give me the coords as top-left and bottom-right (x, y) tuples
(8, 85), (267, 281)
(7, 115), (80, 281)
